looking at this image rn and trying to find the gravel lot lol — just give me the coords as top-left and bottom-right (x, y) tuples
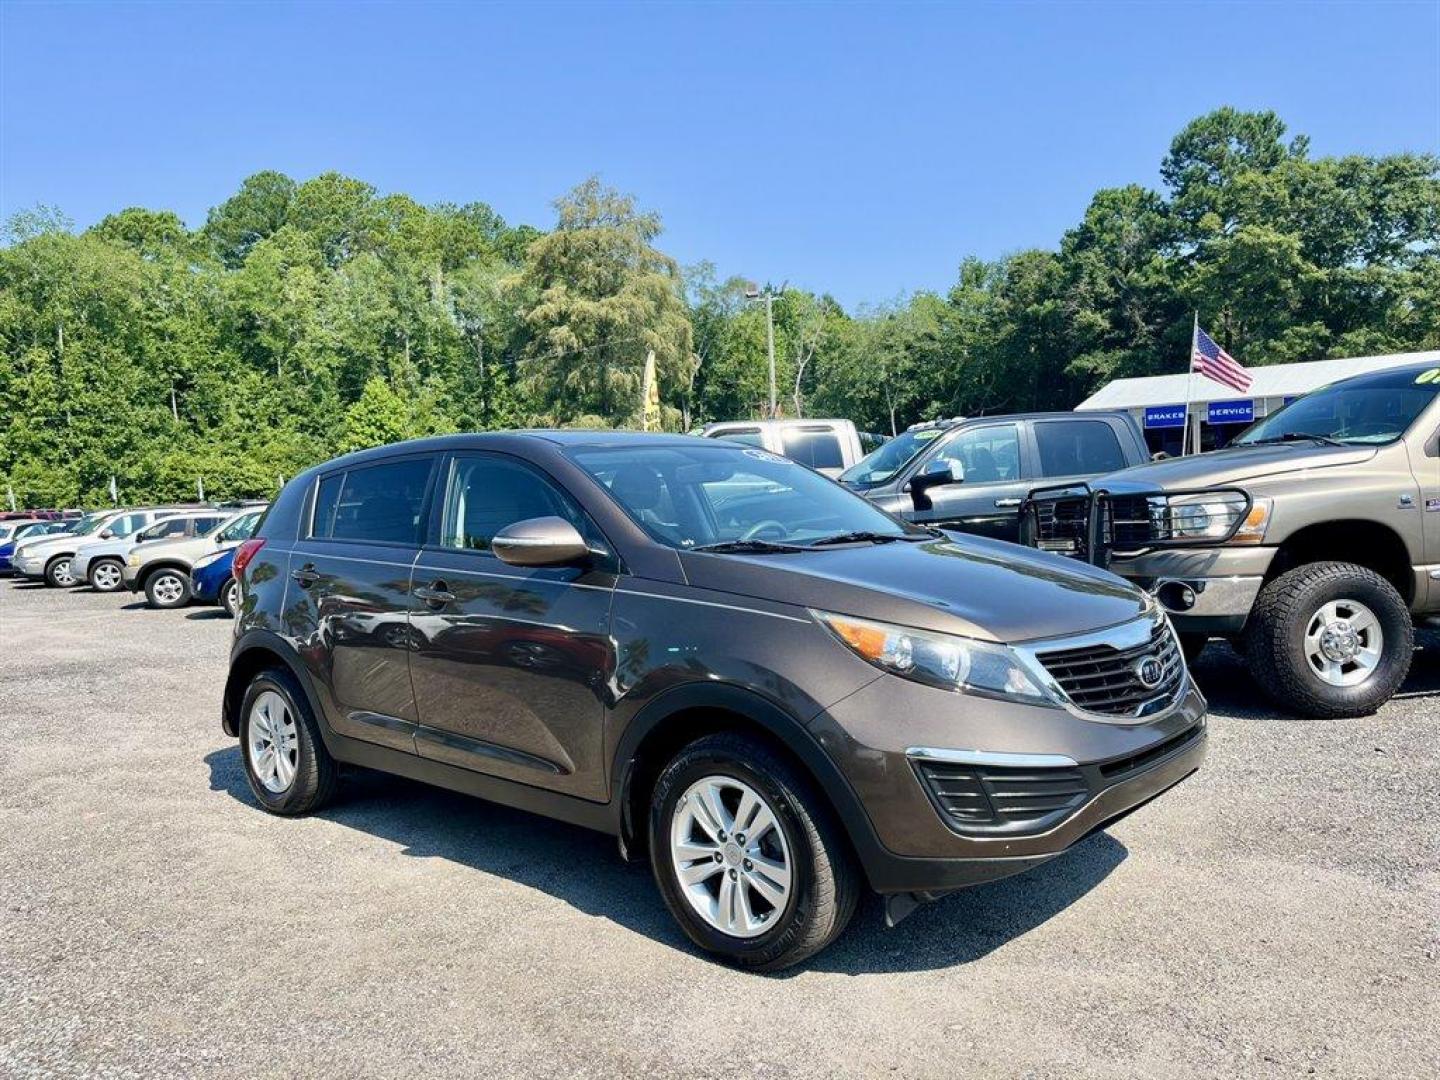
(1, 580), (1436, 1079)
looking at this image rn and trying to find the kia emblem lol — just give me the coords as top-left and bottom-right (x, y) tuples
(1133, 655), (1165, 689)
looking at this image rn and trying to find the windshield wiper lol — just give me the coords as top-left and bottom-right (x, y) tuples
(1242, 432), (1346, 448)
(805, 530), (912, 547)
(689, 539), (807, 554)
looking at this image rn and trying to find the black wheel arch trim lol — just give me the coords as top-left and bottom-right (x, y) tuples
(609, 681), (895, 889)
(224, 629), (328, 740)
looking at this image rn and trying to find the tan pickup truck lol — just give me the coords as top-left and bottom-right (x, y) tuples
(1024, 361), (1440, 718)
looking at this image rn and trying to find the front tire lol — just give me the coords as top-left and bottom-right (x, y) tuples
(648, 732), (860, 971)
(144, 568), (192, 609)
(238, 668), (337, 815)
(88, 558), (125, 593)
(221, 578), (240, 618)
(1245, 562), (1413, 719)
(44, 556), (76, 588)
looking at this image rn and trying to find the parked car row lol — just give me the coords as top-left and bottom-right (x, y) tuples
(2, 502), (266, 614)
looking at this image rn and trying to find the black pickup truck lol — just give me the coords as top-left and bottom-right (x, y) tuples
(840, 411), (1150, 543)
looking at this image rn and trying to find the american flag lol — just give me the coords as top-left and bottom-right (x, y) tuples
(1192, 325), (1252, 392)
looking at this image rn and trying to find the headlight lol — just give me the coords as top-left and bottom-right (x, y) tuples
(813, 611), (1050, 703)
(191, 550), (224, 570)
(1164, 492), (1270, 543)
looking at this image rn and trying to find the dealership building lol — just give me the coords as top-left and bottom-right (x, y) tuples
(1074, 348), (1440, 456)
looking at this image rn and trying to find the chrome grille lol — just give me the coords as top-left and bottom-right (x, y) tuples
(1030, 495), (1090, 557)
(1035, 620), (1185, 718)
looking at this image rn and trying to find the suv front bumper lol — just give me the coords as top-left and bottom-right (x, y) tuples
(1108, 546), (1277, 634)
(810, 675), (1207, 895)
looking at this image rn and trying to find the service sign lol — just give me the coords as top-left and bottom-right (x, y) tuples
(1207, 399), (1254, 425)
(1144, 404), (1187, 429)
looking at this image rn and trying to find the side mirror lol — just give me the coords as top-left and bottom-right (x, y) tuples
(492, 516), (590, 568)
(909, 460), (960, 512)
(99, 529), (115, 540)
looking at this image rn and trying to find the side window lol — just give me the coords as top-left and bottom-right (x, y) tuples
(218, 513), (260, 543)
(936, 425), (1022, 483)
(713, 428), (765, 448)
(780, 428), (845, 470)
(156, 518), (191, 539)
(112, 513), (147, 536)
(310, 458), (433, 544)
(193, 515), (226, 534)
(440, 455), (595, 553)
(1034, 421), (1128, 477)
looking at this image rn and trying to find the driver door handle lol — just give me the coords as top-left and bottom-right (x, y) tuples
(290, 564), (319, 588)
(994, 498), (1022, 508)
(414, 581), (456, 607)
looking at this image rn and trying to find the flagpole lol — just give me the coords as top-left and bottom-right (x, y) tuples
(1182, 312), (1198, 456)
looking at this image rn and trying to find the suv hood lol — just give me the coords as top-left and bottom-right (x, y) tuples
(679, 534), (1148, 643)
(1093, 442), (1376, 493)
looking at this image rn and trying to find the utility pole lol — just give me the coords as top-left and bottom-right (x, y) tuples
(746, 282), (780, 418)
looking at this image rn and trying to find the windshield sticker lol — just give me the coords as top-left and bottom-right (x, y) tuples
(1416, 368), (1440, 385)
(742, 448), (790, 465)
(915, 429), (942, 441)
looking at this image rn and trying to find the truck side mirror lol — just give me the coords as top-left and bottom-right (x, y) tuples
(909, 460), (960, 512)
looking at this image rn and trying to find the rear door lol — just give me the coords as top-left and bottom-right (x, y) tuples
(908, 422), (1030, 541)
(287, 454), (437, 754)
(406, 451), (617, 800)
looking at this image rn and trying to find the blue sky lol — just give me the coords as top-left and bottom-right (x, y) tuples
(2, 1), (1437, 307)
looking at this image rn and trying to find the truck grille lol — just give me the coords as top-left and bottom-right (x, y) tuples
(1035, 621), (1185, 718)
(1031, 495), (1091, 557)
(912, 761), (1089, 836)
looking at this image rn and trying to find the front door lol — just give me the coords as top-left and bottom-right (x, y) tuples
(907, 423), (1029, 541)
(406, 452), (618, 801)
(285, 453), (436, 754)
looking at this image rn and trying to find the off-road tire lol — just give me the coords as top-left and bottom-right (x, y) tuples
(238, 668), (338, 815)
(1245, 561), (1413, 719)
(648, 731), (860, 971)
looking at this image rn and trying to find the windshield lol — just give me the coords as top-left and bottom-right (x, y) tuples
(1234, 368), (1440, 447)
(839, 427), (946, 486)
(570, 443), (922, 549)
(66, 512), (110, 537)
(214, 510), (262, 542)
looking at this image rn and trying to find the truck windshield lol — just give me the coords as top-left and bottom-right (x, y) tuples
(1234, 368), (1440, 447)
(839, 427), (944, 486)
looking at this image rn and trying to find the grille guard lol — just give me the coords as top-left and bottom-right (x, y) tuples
(1020, 483), (1255, 567)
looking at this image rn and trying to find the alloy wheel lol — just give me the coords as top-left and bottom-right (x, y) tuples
(151, 573), (185, 607)
(1303, 598), (1383, 687)
(247, 690), (299, 793)
(50, 559), (75, 587)
(223, 580), (240, 617)
(92, 562), (122, 591)
(670, 775), (793, 939)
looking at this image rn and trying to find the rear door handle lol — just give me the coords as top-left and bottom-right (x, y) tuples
(414, 581), (456, 607)
(994, 498), (1022, 508)
(290, 564), (319, 587)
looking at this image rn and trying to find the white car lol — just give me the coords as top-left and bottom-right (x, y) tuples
(72, 509), (230, 592)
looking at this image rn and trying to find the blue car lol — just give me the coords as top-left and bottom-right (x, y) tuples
(0, 520), (73, 574)
(189, 544), (239, 615)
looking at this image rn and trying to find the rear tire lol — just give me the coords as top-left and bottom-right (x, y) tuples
(1245, 561), (1412, 719)
(144, 568), (192, 609)
(44, 556), (76, 588)
(648, 731), (860, 971)
(87, 558), (125, 593)
(238, 668), (337, 815)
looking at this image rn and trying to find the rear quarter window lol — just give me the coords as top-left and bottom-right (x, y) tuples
(309, 457), (432, 544)
(780, 428), (844, 469)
